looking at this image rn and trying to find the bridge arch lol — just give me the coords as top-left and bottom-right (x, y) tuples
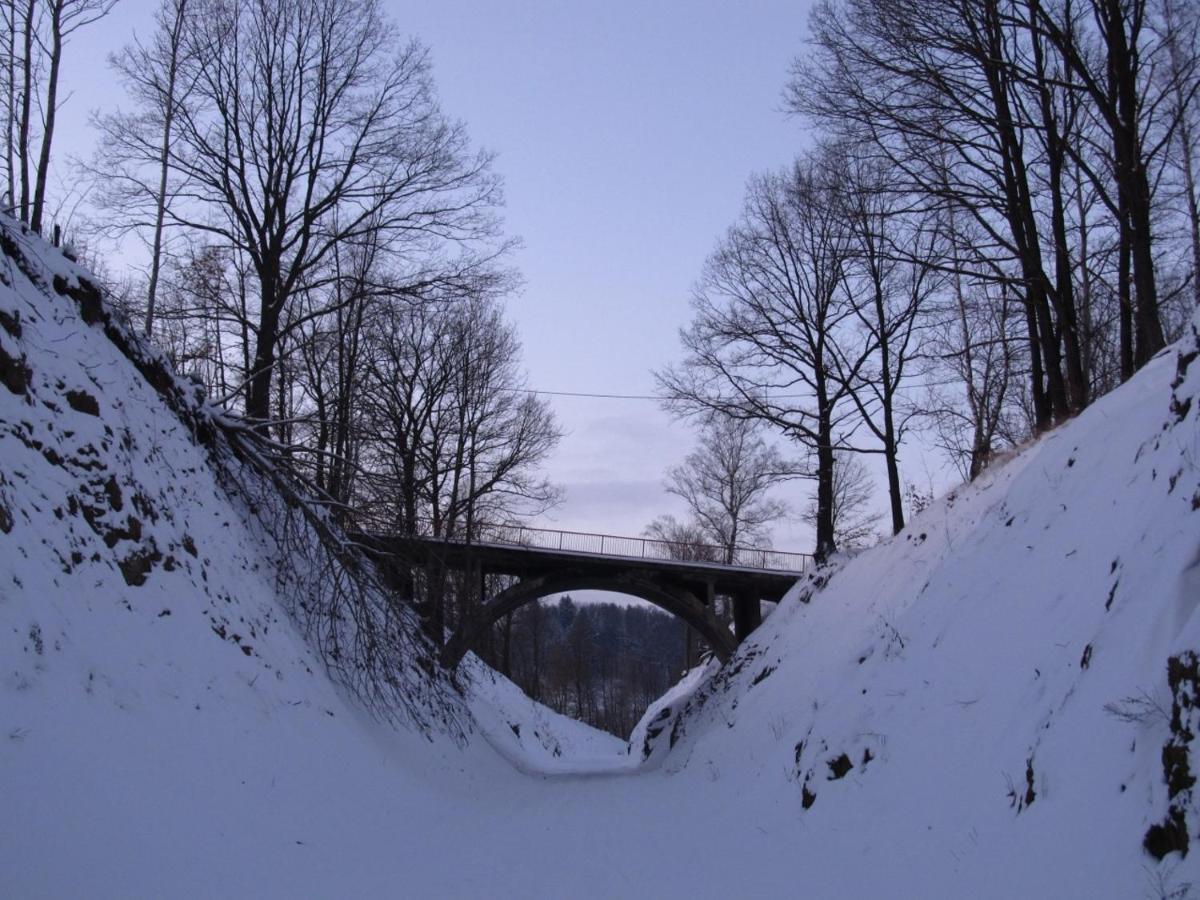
(441, 571), (738, 669)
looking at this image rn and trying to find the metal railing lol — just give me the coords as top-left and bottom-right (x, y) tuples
(390, 518), (810, 574)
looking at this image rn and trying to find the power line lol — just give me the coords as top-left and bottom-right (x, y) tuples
(503, 387), (665, 401)
(502, 387), (808, 402)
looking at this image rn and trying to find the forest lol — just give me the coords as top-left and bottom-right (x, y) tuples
(477, 596), (687, 738)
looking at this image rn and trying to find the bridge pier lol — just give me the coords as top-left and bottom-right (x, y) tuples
(731, 591), (762, 641)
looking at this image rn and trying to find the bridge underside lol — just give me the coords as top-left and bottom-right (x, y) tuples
(359, 534), (797, 669)
(441, 569), (741, 668)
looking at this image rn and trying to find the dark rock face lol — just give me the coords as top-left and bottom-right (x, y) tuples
(1144, 651), (1199, 860)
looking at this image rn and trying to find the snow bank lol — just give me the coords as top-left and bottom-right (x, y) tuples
(3, 214), (1199, 898)
(458, 654), (630, 774)
(0, 217), (475, 892)
(0, 218), (651, 896)
(657, 338), (1200, 895)
(627, 658), (718, 766)
(0, 212), (466, 724)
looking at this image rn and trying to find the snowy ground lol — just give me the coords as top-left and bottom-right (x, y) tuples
(2, 219), (1200, 898)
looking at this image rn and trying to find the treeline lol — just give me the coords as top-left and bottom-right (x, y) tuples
(475, 596), (687, 739)
(660, 0), (1200, 561)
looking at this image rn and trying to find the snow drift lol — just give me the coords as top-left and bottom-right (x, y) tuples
(2, 216), (1200, 898)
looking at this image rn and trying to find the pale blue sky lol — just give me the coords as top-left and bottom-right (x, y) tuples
(395, 2), (818, 546)
(58, 1), (827, 552)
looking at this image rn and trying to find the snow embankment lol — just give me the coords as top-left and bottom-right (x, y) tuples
(458, 655), (630, 774)
(0, 217), (635, 896)
(4, 209), (1200, 898)
(656, 323), (1200, 894)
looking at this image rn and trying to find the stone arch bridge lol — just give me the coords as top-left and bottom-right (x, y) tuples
(356, 523), (808, 668)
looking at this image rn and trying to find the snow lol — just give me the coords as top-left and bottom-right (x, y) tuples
(627, 658), (718, 766)
(2, 217), (1200, 898)
(458, 655), (632, 775)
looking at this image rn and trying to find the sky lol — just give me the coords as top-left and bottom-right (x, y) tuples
(393, 1), (820, 548)
(49, 0), (883, 560)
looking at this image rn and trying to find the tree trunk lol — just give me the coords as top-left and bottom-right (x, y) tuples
(981, 0), (1067, 425)
(275, 336), (289, 447)
(882, 417), (904, 535)
(1029, 0), (1088, 413)
(145, 0), (187, 337)
(1022, 291), (1050, 429)
(30, 0), (63, 236)
(17, 0), (34, 224)
(1046, 180), (1087, 412)
(814, 399), (837, 562)
(1118, 196), (1134, 381)
(1164, 0), (1200, 310)
(1180, 115), (1200, 310)
(873, 272), (905, 535)
(1127, 172), (1167, 363)
(1100, 0), (1166, 364)
(246, 273), (279, 428)
(1074, 162), (1095, 392)
(4, 0), (15, 209)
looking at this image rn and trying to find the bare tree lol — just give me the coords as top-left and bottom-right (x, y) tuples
(792, 0), (1107, 425)
(642, 515), (722, 563)
(98, 0), (505, 430)
(1160, 0), (1200, 310)
(663, 416), (795, 563)
(2, 0), (115, 229)
(793, 0), (1198, 409)
(2, 0), (18, 208)
(289, 226), (402, 511)
(802, 451), (877, 550)
(825, 148), (937, 533)
(92, 0), (194, 335)
(357, 293), (560, 638)
(659, 157), (862, 561)
(149, 242), (257, 403)
(444, 300), (562, 536)
(1031, 0), (1195, 365)
(928, 272), (1023, 481)
(30, 0), (117, 234)
(15, 0), (38, 223)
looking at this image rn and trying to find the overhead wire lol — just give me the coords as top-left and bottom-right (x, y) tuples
(500, 387), (664, 400)
(500, 387), (808, 401)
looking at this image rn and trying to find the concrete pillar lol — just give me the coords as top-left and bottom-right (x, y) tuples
(476, 558), (487, 607)
(731, 591), (762, 641)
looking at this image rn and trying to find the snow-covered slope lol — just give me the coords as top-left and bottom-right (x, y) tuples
(459, 655), (629, 774)
(2, 216), (1199, 898)
(0, 213), (475, 726)
(0, 219), (622, 894)
(651, 324), (1200, 896)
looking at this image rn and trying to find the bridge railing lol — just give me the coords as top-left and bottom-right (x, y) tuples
(414, 519), (811, 573)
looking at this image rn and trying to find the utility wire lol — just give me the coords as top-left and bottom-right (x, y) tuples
(502, 387), (664, 400)
(500, 386), (808, 401)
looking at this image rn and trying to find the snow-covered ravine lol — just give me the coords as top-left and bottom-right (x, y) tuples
(3, 218), (1200, 898)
